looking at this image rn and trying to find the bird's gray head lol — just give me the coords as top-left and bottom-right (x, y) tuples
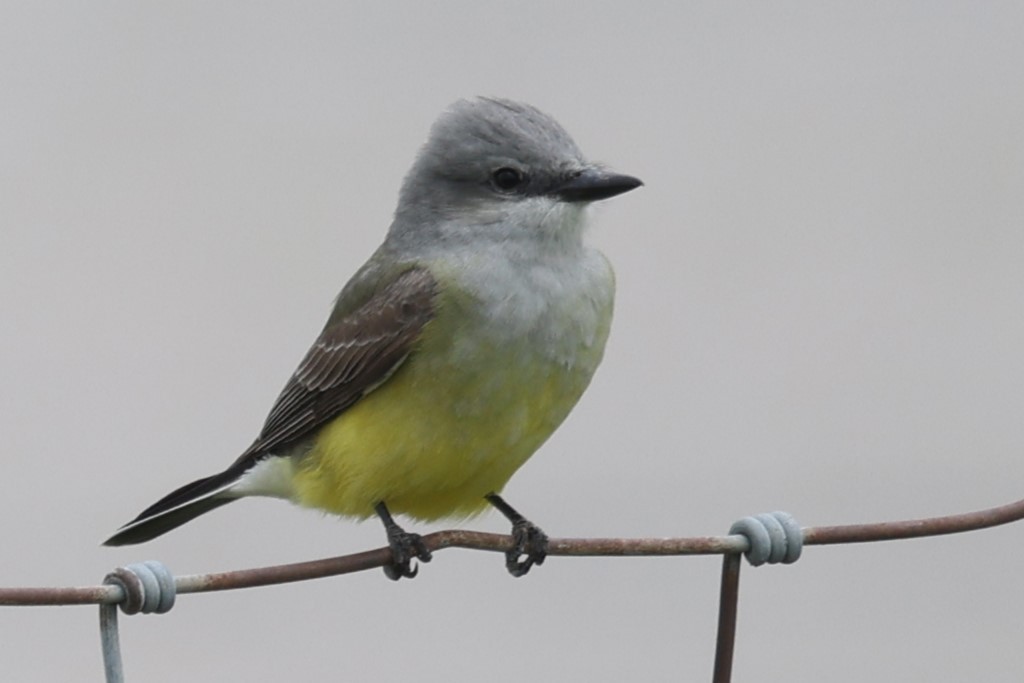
(388, 98), (641, 252)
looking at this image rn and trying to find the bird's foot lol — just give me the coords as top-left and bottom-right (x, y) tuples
(485, 493), (548, 578)
(383, 528), (432, 580)
(506, 518), (548, 578)
(376, 502), (432, 581)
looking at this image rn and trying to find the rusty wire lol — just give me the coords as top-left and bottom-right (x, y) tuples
(2, 494), (1024, 683)
(5, 495), (1023, 605)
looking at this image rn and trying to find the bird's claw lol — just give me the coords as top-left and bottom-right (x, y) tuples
(384, 529), (432, 581)
(505, 519), (548, 578)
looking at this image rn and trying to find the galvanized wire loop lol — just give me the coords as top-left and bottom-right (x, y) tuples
(729, 512), (803, 566)
(98, 561), (175, 683)
(103, 561), (176, 615)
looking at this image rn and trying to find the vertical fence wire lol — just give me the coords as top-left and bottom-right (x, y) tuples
(99, 603), (124, 683)
(712, 553), (742, 683)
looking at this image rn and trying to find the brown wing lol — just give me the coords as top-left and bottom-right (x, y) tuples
(102, 268), (437, 546)
(237, 267), (438, 461)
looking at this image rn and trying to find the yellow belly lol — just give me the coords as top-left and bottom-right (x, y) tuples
(290, 325), (604, 521)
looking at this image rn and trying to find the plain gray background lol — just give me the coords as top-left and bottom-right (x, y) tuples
(2, 3), (1023, 681)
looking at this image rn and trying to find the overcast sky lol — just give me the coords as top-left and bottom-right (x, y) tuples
(2, 3), (1024, 682)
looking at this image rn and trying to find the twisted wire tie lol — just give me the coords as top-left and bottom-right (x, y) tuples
(729, 511), (803, 566)
(103, 561), (176, 615)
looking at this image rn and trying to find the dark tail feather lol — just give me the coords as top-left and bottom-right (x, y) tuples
(104, 465), (249, 546)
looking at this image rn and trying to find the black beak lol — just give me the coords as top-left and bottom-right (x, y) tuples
(555, 168), (643, 203)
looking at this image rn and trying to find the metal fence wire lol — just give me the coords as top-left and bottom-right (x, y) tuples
(2, 495), (1024, 682)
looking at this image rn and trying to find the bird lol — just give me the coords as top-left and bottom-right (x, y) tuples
(104, 97), (642, 580)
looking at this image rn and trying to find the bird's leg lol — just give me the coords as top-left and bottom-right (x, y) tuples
(374, 501), (432, 580)
(485, 493), (548, 577)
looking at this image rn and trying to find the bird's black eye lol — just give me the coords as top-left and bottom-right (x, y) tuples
(491, 167), (525, 193)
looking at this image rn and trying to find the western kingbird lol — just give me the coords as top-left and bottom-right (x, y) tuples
(105, 97), (642, 579)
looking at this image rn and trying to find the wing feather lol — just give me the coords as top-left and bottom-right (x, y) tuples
(236, 267), (438, 462)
